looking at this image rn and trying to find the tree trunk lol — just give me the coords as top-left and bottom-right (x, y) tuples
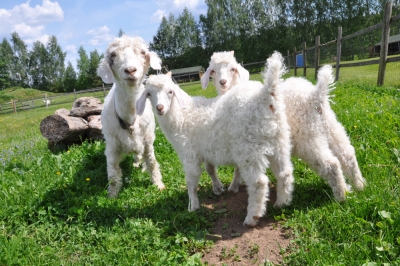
(40, 114), (88, 144)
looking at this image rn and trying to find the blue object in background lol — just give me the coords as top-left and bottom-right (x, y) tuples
(296, 54), (304, 67)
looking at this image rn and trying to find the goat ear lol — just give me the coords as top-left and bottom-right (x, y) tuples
(230, 50), (234, 56)
(136, 90), (148, 116)
(174, 86), (190, 109)
(147, 51), (162, 70)
(97, 58), (114, 84)
(237, 64), (249, 82)
(201, 67), (212, 89)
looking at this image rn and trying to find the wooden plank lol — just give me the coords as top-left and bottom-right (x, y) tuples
(303, 42), (307, 77)
(294, 47), (297, 76)
(315, 36), (320, 80)
(320, 39), (337, 47)
(387, 56), (400, 63)
(336, 27), (342, 81)
(342, 23), (383, 41)
(377, 2), (392, 86)
(391, 12), (400, 22)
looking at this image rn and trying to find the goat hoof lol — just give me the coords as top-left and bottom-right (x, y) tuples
(243, 216), (259, 227)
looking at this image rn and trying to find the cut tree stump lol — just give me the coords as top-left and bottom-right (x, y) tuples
(40, 96), (105, 151)
(40, 114), (89, 144)
(70, 97), (103, 118)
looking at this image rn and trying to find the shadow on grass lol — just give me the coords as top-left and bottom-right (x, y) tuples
(24, 141), (215, 234)
(24, 138), (338, 237)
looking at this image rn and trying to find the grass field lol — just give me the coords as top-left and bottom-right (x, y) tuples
(0, 69), (399, 265)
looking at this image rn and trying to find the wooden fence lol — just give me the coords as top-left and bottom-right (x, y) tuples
(284, 1), (400, 86)
(0, 85), (112, 114)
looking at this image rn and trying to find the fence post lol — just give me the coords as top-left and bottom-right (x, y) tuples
(44, 93), (48, 109)
(315, 35), (320, 80)
(12, 99), (16, 113)
(74, 89), (76, 100)
(294, 47), (297, 76)
(302, 42), (307, 77)
(377, 1), (392, 86)
(287, 50), (291, 69)
(335, 27), (342, 81)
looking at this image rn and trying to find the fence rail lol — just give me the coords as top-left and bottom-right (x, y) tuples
(0, 85), (112, 114)
(282, 1), (400, 86)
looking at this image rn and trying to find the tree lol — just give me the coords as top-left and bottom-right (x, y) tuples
(151, 9), (206, 69)
(28, 36), (65, 91)
(118, 28), (125, 37)
(45, 36), (66, 92)
(63, 61), (77, 92)
(29, 41), (48, 90)
(76, 46), (90, 90)
(87, 50), (103, 88)
(0, 38), (12, 89)
(10, 32), (29, 87)
(150, 14), (178, 59)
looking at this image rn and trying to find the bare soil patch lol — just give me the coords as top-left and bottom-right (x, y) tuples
(201, 185), (292, 265)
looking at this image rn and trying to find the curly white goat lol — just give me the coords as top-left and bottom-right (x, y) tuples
(203, 51), (365, 201)
(200, 51), (250, 192)
(273, 66), (366, 200)
(201, 51), (249, 95)
(97, 35), (165, 197)
(137, 52), (294, 227)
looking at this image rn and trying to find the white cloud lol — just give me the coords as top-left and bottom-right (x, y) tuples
(173, 0), (199, 9)
(65, 45), (77, 54)
(151, 9), (166, 22)
(0, 0), (63, 43)
(86, 26), (114, 46)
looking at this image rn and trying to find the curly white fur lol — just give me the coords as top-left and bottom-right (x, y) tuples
(201, 51), (249, 95)
(274, 66), (366, 201)
(137, 52), (294, 227)
(97, 35), (165, 197)
(206, 53), (366, 201)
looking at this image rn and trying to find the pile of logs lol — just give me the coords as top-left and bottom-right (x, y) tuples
(40, 97), (104, 150)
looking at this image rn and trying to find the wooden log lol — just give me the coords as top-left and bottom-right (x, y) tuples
(87, 115), (104, 141)
(55, 108), (70, 116)
(69, 97), (103, 118)
(40, 114), (88, 144)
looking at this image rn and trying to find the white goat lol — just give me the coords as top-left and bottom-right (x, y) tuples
(203, 51), (365, 201)
(200, 51), (250, 192)
(43, 99), (51, 108)
(201, 51), (249, 95)
(137, 52), (294, 227)
(97, 35), (165, 197)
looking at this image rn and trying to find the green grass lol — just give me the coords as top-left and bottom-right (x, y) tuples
(289, 58), (400, 87)
(0, 72), (399, 265)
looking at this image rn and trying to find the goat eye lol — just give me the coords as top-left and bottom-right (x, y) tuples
(210, 70), (215, 75)
(141, 50), (146, 56)
(147, 92), (151, 97)
(168, 90), (173, 95)
(231, 68), (236, 72)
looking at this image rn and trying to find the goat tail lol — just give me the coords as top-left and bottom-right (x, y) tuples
(262, 51), (287, 94)
(316, 65), (335, 101)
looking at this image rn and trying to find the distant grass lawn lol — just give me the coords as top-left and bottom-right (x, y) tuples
(0, 68), (399, 265)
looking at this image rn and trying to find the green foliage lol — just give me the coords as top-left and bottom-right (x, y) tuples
(63, 61), (77, 93)
(150, 9), (207, 69)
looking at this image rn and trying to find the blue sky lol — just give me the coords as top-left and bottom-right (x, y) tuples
(0, 0), (207, 68)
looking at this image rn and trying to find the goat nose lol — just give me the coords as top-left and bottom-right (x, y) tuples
(124, 67), (137, 74)
(220, 79), (227, 85)
(156, 104), (164, 111)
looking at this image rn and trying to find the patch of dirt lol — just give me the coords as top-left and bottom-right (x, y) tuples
(201, 185), (292, 265)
